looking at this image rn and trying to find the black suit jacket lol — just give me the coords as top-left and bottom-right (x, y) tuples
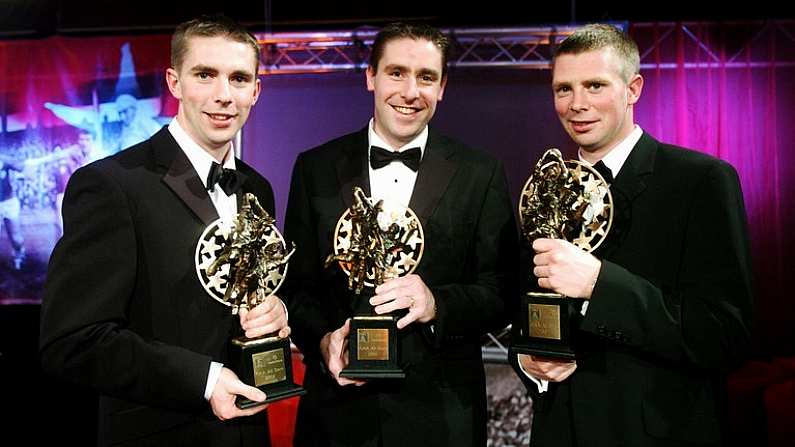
(40, 128), (274, 446)
(284, 127), (518, 447)
(511, 132), (754, 447)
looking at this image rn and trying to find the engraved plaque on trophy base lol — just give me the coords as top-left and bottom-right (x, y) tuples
(513, 292), (577, 360)
(228, 335), (306, 409)
(339, 315), (405, 379)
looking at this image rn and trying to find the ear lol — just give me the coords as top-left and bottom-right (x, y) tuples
(166, 68), (182, 100)
(366, 65), (376, 92)
(626, 73), (644, 105)
(437, 74), (448, 101)
(252, 78), (262, 105)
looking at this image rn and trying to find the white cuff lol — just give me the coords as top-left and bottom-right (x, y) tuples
(280, 298), (289, 322)
(204, 361), (224, 400)
(517, 355), (548, 393)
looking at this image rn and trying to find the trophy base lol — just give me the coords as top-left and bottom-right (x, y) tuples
(512, 340), (577, 360)
(339, 315), (405, 379)
(227, 334), (306, 409)
(236, 384), (307, 409)
(339, 367), (406, 379)
(512, 292), (579, 360)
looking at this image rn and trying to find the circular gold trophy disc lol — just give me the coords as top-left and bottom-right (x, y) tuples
(518, 148), (614, 253)
(195, 202), (291, 310)
(330, 189), (424, 289)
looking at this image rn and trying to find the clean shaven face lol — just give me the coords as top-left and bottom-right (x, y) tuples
(166, 35), (261, 158)
(552, 48), (642, 161)
(366, 37), (447, 150)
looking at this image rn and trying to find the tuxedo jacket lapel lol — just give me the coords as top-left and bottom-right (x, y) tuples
(155, 129), (219, 226)
(336, 129), (370, 209)
(597, 132), (655, 258)
(409, 130), (457, 228)
(612, 133), (655, 203)
(336, 127), (458, 228)
(235, 169), (250, 209)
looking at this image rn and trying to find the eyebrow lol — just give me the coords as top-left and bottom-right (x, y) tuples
(189, 65), (254, 80)
(229, 70), (254, 81)
(189, 65), (218, 74)
(382, 64), (441, 78)
(553, 77), (610, 88)
(582, 77), (610, 84)
(382, 63), (406, 73)
(417, 68), (441, 79)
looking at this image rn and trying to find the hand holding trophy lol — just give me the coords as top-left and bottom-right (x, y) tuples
(196, 193), (305, 408)
(326, 187), (424, 379)
(515, 149), (613, 359)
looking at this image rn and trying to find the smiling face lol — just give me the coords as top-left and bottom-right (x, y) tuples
(366, 37), (447, 149)
(552, 48), (643, 162)
(166, 35), (261, 160)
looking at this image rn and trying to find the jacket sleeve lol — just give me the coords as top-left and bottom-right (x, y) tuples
(581, 160), (754, 371)
(39, 164), (211, 411)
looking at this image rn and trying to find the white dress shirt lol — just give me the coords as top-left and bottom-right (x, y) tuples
(367, 118), (427, 208)
(367, 119), (436, 333)
(580, 124), (642, 181)
(168, 119), (238, 223)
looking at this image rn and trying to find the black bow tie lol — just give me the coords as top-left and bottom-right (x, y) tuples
(592, 160), (614, 185)
(369, 146), (421, 172)
(206, 162), (243, 195)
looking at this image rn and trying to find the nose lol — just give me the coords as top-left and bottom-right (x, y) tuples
(569, 88), (589, 112)
(401, 77), (419, 101)
(214, 79), (233, 105)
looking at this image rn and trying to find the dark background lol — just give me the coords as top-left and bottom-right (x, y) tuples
(0, 0), (790, 37)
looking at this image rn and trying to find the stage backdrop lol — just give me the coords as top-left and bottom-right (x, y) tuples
(0, 22), (792, 356)
(0, 35), (175, 303)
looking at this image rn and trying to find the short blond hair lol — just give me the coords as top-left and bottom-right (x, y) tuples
(554, 24), (639, 82)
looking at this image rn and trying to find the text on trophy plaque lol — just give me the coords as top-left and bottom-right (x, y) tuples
(252, 348), (287, 387)
(529, 303), (562, 340)
(357, 329), (390, 360)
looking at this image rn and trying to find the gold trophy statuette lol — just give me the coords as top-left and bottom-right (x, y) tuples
(196, 193), (305, 408)
(326, 187), (424, 379)
(516, 148), (613, 359)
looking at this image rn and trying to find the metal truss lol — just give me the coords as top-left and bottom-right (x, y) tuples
(255, 26), (585, 75)
(633, 21), (795, 70)
(482, 324), (512, 364)
(256, 21), (795, 75)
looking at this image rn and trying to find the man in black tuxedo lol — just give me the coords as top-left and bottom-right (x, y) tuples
(510, 24), (753, 446)
(40, 16), (289, 446)
(284, 22), (517, 446)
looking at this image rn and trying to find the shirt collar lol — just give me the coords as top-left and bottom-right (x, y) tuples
(168, 119), (236, 188)
(579, 125), (643, 178)
(367, 118), (428, 158)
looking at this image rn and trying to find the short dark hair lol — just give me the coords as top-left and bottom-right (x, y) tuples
(171, 14), (260, 72)
(554, 24), (640, 82)
(369, 22), (450, 77)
